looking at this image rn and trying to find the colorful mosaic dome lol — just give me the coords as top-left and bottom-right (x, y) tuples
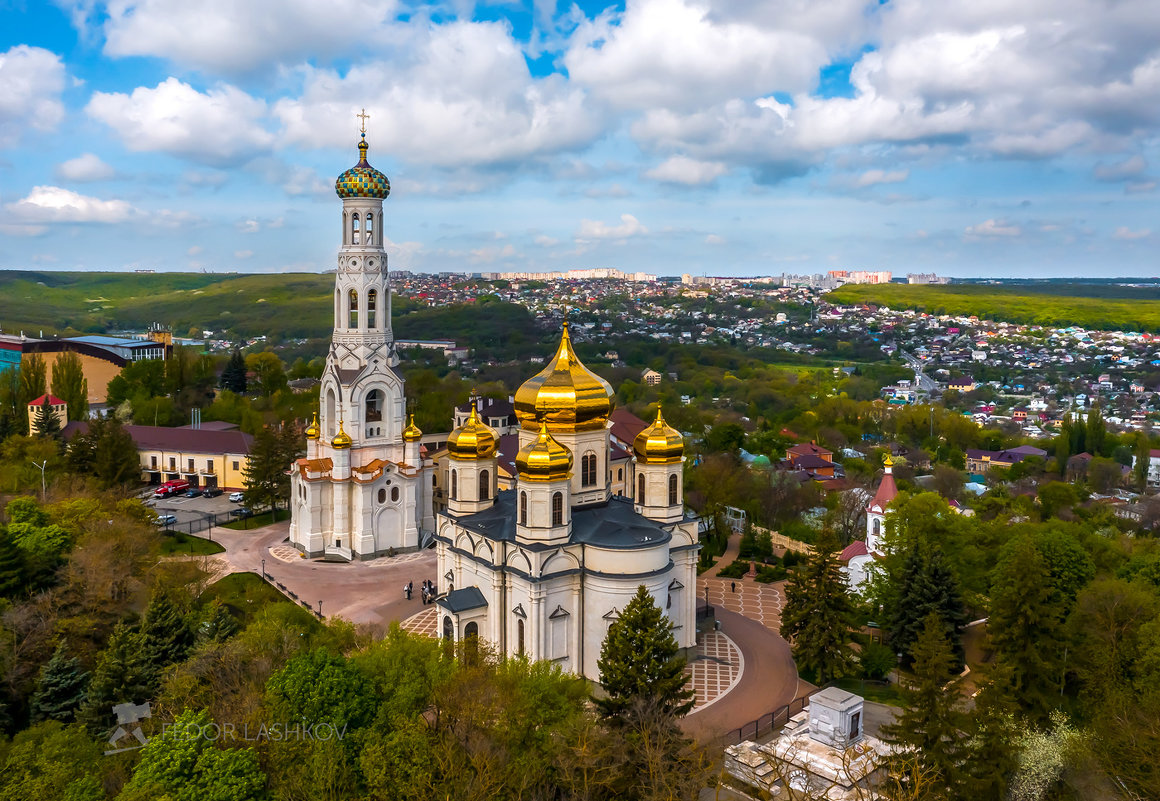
(335, 135), (391, 199)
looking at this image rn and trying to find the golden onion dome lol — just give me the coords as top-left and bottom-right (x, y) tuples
(332, 420), (352, 449)
(515, 421), (573, 482)
(447, 405), (497, 460)
(402, 414), (423, 443)
(305, 412), (320, 440)
(633, 407), (684, 464)
(514, 323), (614, 432)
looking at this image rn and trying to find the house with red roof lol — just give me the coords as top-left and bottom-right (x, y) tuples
(27, 394), (67, 435)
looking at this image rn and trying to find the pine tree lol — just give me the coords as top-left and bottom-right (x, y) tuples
(882, 612), (966, 793)
(243, 425), (293, 520)
(596, 585), (694, 719)
(50, 351), (88, 422)
(989, 536), (1065, 720)
(141, 591), (194, 672)
(780, 528), (856, 682)
(199, 600), (239, 643)
(219, 349), (247, 394)
(0, 531), (26, 598)
(33, 396), (62, 439)
(80, 623), (154, 731)
(30, 641), (90, 723)
(90, 415), (140, 488)
(888, 542), (968, 668)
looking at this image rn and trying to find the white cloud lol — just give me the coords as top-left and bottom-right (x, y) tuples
(705, 234), (725, 244)
(187, 245), (202, 256)
(1093, 155), (1148, 182)
(95, 0), (401, 73)
(55, 153), (115, 182)
(4, 186), (136, 224)
(645, 155), (728, 185)
(1113, 226), (1151, 240)
(238, 219), (260, 233)
(0, 45), (66, 147)
(273, 21), (600, 168)
(577, 213), (647, 240)
(965, 218), (1021, 238)
(86, 78), (272, 165)
(855, 169), (909, 188)
(565, 0), (827, 110)
(534, 235), (560, 247)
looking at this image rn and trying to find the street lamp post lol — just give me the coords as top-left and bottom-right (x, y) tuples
(318, 599), (323, 617)
(31, 460), (47, 502)
(261, 558), (266, 578)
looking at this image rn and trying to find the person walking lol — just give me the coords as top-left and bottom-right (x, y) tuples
(731, 581), (736, 593)
(405, 582), (412, 601)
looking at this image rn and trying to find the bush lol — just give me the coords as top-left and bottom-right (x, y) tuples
(782, 550), (805, 568)
(860, 641), (897, 680)
(754, 564), (786, 583)
(716, 559), (751, 579)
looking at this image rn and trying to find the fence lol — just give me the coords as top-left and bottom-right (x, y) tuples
(751, 525), (814, 555)
(719, 687), (822, 746)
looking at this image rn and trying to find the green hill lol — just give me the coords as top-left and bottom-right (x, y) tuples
(825, 283), (1160, 332)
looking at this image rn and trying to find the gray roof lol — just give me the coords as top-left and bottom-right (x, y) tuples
(454, 491), (672, 550)
(438, 586), (488, 613)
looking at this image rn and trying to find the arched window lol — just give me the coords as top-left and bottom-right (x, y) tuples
(365, 389), (383, 423)
(479, 469), (490, 500)
(872, 518), (881, 538)
(352, 213), (360, 244)
(581, 452), (596, 487)
(618, 468), (623, 481)
(367, 288), (377, 328)
(519, 491), (527, 525)
(325, 389), (337, 437)
(517, 618), (525, 656)
(365, 212), (374, 245)
(391, 486), (400, 503)
(668, 473), (679, 506)
(551, 492), (563, 526)
(442, 616), (453, 641)
(450, 469), (458, 500)
(637, 474), (645, 504)
(348, 288), (359, 328)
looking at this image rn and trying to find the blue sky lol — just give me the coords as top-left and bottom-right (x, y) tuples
(1, 0), (1158, 277)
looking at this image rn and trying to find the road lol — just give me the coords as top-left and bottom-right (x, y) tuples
(900, 350), (938, 392)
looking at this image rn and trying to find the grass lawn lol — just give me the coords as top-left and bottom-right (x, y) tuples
(160, 534), (225, 556)
(222, 508), (291, 530)
(198, 572), (317, 628)
(834, 676), (903, 707)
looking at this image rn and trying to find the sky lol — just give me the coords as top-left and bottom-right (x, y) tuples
(0, 0), (1158, 278)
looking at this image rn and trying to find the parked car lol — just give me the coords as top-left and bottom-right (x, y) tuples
(229, 491), (245, 502)
(228, 508), (253, 519)
(202, 488), (223, 498)
(184, 489), (202, 498)
(155, 514), (178, 527)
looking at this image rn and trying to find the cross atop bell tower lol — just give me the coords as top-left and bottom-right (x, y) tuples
(357, 108), (369, 134)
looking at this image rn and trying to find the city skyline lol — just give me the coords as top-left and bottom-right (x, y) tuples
(1, 0), (1157, 277)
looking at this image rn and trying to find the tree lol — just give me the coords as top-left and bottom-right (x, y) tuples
(0, 720), (105, 801)
(596, 585), (694, 719)
(219, 348), (247, 394)
(888, 542), (968, 668)
(1086, 456), (1122, 493)
(779, 529), (856, 682)
(80, 623), (154, 730)
(243, 424), (295, 520)
(141, 590), (194, 672)
(89, 415), (140, 488)
(882, 613), (966, 793)
(0, 529), (27, 597)
(30, 642), (89, 723)
(931, 464), (965, 501)
(20, 352), (47, 409)
(199, 600), (239, 643)
(704, 421), (745, 453)
(32, 395), (62, 439)
(1085, 403), (1105, 456)
(1036, 481), (1078, 519)
(245, 351), (287, 397)
(50, 351), (88, 422)
(1133, 433), (1151, 491)
(989, 537), (1065, 719)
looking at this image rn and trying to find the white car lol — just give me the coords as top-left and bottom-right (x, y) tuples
(229, 491), (245, 502)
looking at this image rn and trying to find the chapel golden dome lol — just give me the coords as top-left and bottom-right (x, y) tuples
(447, 405), (497, 460)
(514, 323), (614, 432)
(332, 420), (352, 449)
(402, 414), (423, 443)
(305, 412), (320, 440)
(633, 407), (684, 464)
(515, 421), (573, 482)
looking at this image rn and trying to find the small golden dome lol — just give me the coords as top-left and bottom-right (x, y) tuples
(332, 420), (352, 449)
(514, 323), (614, 432)
(516, 421), (573, 482)
(447, 405), (497, 460)
(633, 407), (684, 464)
(305, 412), (320, 440)
(402, 413), (423, 443)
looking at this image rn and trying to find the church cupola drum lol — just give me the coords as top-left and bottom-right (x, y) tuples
(288, 111), (434, 560)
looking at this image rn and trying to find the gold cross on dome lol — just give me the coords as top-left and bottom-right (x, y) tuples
(357, 108), (370, 134)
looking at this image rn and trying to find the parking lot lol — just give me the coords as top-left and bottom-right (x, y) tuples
(145, 491), (245, 531)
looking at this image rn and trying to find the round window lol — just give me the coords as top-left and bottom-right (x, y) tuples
(377, 488), (387, 504)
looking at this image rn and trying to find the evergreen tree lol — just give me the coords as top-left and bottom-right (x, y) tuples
(779, 528), (856, 682)
(243, 424), (294, 520)
(989, 536), (1065, 720)
(199, 600), (239, 643)
(596, 585), (694, 719)
(30, 642), (89, 723)
(141, 590), (194, 672)
(219, 349), (247, 394)
(50, 351), (88, 422)
(0, 529), (27, 598)
(80, 623), (154, 731)
(89, 415), (140, 488)
(888, 542), (968, 668)
(33, 396), (62, 439)
(882, 612), (966, 793)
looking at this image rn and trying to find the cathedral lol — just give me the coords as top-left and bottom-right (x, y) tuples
(288, 126), (434, 559)
(432, 328), (701, 680)
(290, 125), (700, 682)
